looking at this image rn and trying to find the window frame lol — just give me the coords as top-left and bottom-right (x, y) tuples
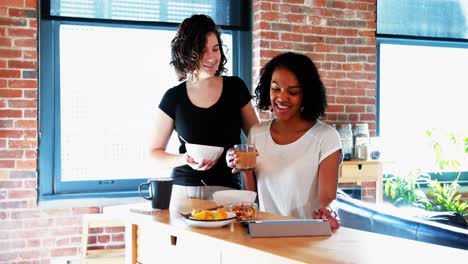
(38, 1), (252, 202)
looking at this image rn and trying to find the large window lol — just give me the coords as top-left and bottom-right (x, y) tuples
(377, 0), (468, 179)
(39, 0), (252, 202)
(378, 39), (468, 174)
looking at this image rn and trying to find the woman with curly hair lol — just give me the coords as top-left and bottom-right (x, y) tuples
(227, 52), (342, 229)
(151, 14), (258, 202)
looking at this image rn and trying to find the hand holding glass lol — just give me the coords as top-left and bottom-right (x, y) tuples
(234, 144), (256, 171)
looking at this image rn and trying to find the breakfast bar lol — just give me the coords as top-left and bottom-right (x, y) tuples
(106, 199), (468, 264)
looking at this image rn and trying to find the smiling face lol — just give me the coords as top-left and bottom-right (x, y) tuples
(197, 32), (221, 79)
(270, 67), (303, 122)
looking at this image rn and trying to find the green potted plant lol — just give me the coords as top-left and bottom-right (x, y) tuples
(384, 129), (467, 217)
(423, 129), (467, 216)
(383, 169), (430, 209)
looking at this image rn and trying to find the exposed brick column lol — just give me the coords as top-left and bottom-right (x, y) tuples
(1, 0), (41, 261)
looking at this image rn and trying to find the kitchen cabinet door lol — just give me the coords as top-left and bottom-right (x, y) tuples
(137, 223), (179, 263)
(137, 222), (221, 264)
(174, 231), (222, 263)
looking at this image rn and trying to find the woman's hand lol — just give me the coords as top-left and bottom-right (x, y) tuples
(313, 207), (341, 230)
(225, 148), (239, 174)
(183, 153), (217, 171)
(226, 147), (259, 174)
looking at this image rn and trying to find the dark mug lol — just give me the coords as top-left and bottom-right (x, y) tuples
(138, 177), (174, 209)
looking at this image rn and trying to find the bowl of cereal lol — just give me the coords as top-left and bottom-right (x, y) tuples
(228, 202), (258, 221)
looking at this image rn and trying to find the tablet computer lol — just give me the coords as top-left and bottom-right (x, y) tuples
(247, 219), (332, 237)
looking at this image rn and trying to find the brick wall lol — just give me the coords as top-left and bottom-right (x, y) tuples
(252, 0), (377, 131)
(0, 0), (378, 262)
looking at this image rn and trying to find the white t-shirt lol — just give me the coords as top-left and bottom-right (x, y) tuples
(248, 120), (341, 219)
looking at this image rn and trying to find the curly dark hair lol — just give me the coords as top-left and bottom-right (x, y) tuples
(254, 52), (327, 121)
(170, 14), (227, 81)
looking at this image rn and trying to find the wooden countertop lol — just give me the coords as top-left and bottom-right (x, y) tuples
(106, 199), (468, 264)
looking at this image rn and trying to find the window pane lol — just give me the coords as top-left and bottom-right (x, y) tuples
(50, 0), (249, 28)
(377, 0), (468, 39)
(59, 24), (232, 181)
(379, 41), (468, 172)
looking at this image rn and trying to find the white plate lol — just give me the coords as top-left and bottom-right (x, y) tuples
(183, 212), (236, 228)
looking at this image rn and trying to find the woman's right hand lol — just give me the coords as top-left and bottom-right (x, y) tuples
(225, 148), (239, 174)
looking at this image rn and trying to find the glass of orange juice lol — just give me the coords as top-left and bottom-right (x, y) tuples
(234, 144), (256, 171)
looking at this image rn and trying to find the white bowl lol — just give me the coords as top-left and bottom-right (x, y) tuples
(213, 190), (257, 206)
(185, 143), (224, 163)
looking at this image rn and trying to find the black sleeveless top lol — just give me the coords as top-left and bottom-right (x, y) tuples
(158, 76), (252, 189)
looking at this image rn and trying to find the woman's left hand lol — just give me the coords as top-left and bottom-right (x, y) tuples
(313, 207), (341, 230)
(184, 153), (217, 171)
(195, 159), (218, 171)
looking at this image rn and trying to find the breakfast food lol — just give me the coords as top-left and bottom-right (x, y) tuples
(230, 202), (257, 221)
(190, 208), (229, 220)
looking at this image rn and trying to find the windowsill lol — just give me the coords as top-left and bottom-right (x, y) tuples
(37, 192), (147, 209)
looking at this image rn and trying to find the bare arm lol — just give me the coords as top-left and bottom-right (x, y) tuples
(241, 170), (257, 192)
(240, 101), (259, 137)
(314, 150), (342, 230)
(241, 111), (258, 191)
(317, 150), (342, 208)
(150, 109), (186, 169)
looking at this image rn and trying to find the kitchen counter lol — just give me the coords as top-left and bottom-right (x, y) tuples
(105, 198), (468, 264)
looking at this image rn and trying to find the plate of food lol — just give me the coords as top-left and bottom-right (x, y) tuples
(181, 208), (236, 228)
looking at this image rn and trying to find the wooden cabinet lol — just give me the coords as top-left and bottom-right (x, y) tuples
(172, 231), (221, 263)
(338, 160), (384, 204)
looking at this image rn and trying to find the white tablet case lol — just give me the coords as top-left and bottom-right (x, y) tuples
(247, 219), (332, 237)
